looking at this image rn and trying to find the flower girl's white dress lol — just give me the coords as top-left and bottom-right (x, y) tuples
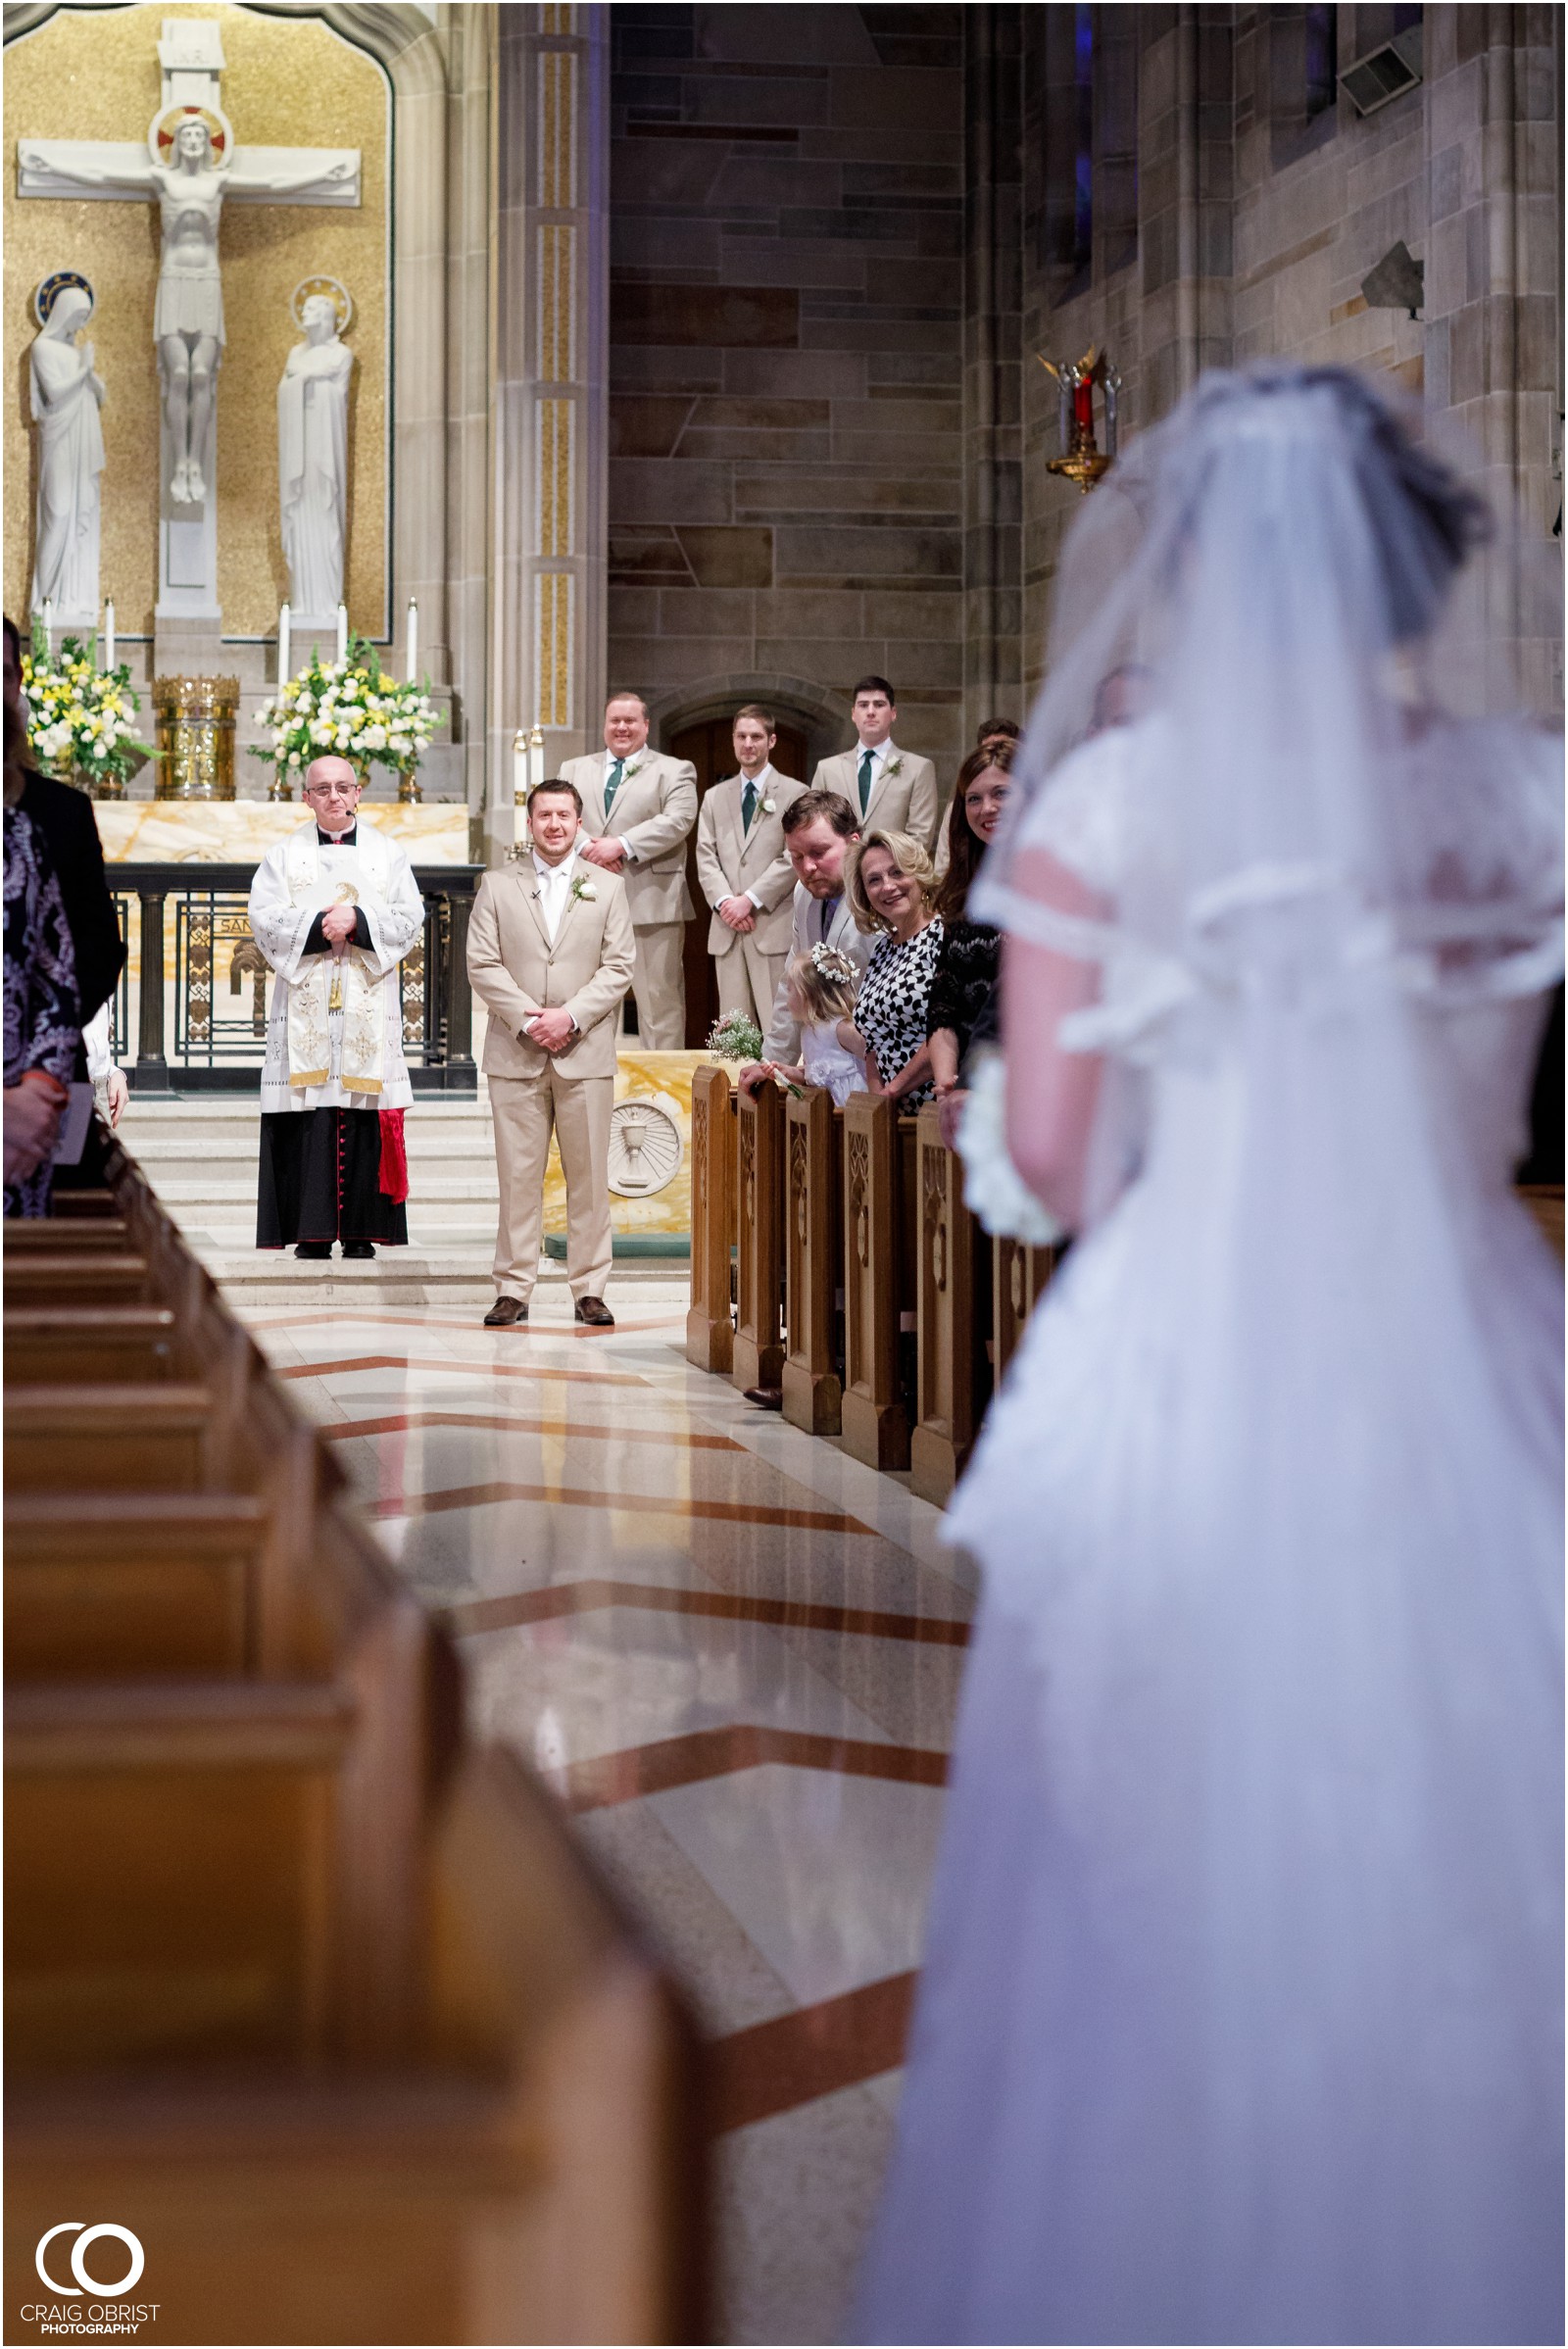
(854, 715), (1563, 2347)
(801, 1017), (867, 1105)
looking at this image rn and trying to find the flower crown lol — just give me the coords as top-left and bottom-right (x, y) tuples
(809, 943), (857, 984)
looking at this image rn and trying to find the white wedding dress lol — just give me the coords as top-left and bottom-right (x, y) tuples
(855, 370), (1563, 2349)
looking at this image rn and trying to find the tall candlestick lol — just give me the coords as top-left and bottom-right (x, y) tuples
(405, 596), (418, 683)
(103, 600), (115, 670)
(335, 605), (348, 664)
(41, 599), (54, 655)
(278, 603), (291, 686)
(530, 725), (545, 800)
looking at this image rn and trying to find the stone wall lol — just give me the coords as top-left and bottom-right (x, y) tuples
(605, 2), (969, 774)
(1014, 4), (1563, 704)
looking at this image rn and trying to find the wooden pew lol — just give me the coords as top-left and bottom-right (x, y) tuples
(840, 1096), (917, 1470)
(993, 1237), (1059, 1379)
(5, 1141), (704, 2343)
(6, 1302), (186, 1383)
(685, 1063), (735, 1374)
(732, 1076), (785, 1395)
(910, 1102), (992, 1506)
(782, 1086), (845, 1435)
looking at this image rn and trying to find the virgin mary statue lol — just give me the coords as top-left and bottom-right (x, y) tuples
(278, 292), (354, 624)
(28, 284), (106, 623)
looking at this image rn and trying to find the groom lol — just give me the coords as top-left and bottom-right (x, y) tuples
(466, 779), (636, 1329)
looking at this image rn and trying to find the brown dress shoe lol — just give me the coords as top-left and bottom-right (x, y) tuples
(573, 1296), (615, 1328)
(743, 1386), (785, 1411)
(483, 1295), (528, 1328)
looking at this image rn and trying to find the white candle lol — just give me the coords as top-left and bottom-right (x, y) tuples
(513, 728), (529, 807)
(406, 596), (418, 683)
(335, 604), (348, 664)
(278, 603), (291, 686)
(103, 600), (115, 669)
(526, 726), (540, 800)
(41, 599), (53, 654)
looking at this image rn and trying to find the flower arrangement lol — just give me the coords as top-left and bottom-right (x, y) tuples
(706, 1008), (802, 1096)
(708, 1009), (765, 1063)
(21, 623), (155, 797)
(250, 631), (442, 797)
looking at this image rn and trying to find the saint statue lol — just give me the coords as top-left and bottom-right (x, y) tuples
(278, 290), (355, 621)
(28, 282), (106, 621)
(21, 117), (353, 507)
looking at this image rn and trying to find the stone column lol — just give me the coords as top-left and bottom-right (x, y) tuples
(1139, 7), (1235, 422)
(1423, 5), (1561, 706)
(961, 3), (1024, 740)
(490, 1), (612, 865)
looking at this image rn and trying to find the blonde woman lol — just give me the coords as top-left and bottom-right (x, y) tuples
(841, 828), (944, 1107)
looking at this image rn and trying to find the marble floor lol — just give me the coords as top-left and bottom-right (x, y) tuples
(239, 1267), (972, 2346)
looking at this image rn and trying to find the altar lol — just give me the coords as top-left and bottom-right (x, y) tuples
(95, 798), (473, 866)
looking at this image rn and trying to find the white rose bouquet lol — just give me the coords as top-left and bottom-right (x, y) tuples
(251, 631), (443, 793)
(22, 624), (155, 796)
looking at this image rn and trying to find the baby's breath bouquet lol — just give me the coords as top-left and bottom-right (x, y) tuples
(251, 631), (442, 795)
(707, 1009), (765, 1063)
(22, 622), (154, 796)
(707, 1008), (802, 1096)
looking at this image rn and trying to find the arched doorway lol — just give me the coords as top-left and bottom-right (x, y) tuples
(668, 710), (810, 1049)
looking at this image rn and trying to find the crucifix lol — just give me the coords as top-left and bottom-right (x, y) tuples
(18, 17), (360, 636)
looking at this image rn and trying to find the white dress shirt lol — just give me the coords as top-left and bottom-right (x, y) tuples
(532, 846), (576, 945)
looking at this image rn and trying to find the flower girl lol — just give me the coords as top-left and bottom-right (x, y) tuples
(776, 943), (868, 1104)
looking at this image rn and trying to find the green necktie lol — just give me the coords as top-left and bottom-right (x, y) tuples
(858, 748), (873, 815)
(741, 777), (758, 832)
(604, 757), (624, 815)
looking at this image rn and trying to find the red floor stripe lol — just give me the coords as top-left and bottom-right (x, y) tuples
(708, 1971), (918, 2133)
(548, 1723), (950, 1813)
(322, 1408), (743, 1452)
(367, 1479), (880, 1537)
(440, 1577), (971, 1647)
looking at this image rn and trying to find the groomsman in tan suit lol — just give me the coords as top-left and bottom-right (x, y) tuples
(560, 692), (698, 1049)
(693, 703), (806, 1031)
(811, 674), (940, 851)
(466, 780), (636, 1330)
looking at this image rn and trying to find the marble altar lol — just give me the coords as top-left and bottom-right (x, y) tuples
(96, 799), (471, 864)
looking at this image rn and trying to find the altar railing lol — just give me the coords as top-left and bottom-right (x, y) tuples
(107, 862), (480, 1095)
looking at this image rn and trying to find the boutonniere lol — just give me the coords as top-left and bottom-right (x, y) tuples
(620, 758), (645, 782)
(884, 756), (904, 778)
(569, 872), (598, 903)
(760, 795), (776, 813)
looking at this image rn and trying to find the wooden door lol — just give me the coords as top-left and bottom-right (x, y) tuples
(668, 714), (809, 1050)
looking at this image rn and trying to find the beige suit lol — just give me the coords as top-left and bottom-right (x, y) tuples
(811, 742), (941, 852)
(693, 765), (806, 1030)
(560, 748), (699, 1049)
(467, 856), (636, 1304)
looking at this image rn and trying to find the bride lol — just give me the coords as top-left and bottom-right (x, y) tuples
(854, 368), (1563, 2347)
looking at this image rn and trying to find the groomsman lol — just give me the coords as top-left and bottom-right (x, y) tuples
(693, 703), (805, 1031)
(561, 693), (698, 1049)
(466, 780), (636, 1330)
(811, 675), (940, 851)
(732, 788), (876, 1084)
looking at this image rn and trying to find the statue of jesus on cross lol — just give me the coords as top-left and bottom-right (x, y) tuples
(18, 17), (360, 619)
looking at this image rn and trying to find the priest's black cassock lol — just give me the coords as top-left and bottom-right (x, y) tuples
(248, 817), (423, 1253)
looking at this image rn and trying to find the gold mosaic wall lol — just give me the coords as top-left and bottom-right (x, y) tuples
(3, 2), (389, 641)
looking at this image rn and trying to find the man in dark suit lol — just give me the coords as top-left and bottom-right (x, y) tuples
(3, 615), (125, 1040)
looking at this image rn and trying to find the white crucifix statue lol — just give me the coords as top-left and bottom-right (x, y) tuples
(18, 17), (361, 629)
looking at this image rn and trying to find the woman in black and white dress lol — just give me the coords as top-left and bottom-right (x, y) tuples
(840, 829), (944, 1108)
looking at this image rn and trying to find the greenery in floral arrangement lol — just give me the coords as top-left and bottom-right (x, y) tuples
(251, 631), (443, 787)
(706, 1008), (802, 1094)
(22, 623), (155, 792)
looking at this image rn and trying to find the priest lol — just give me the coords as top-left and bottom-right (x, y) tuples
(249, 756), (424, 1260)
